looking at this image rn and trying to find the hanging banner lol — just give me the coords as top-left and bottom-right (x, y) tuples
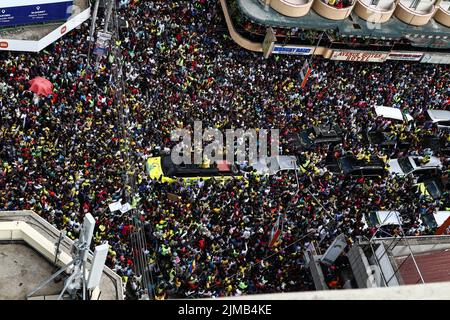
(331, 50), (389, 62)
(0, 0), (73, 27)
(93, 31), (112, 57)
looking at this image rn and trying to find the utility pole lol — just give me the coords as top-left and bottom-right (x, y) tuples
(104, 0), (114, 33)
(87, 0), (101, 68)
(89, 0), (100, 41)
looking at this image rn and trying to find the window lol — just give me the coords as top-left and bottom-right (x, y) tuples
(416, 168), (438, 176)
(398, 158), (414, 174)
(438, 121), (450, 127)
(426, 182), (442, 199)
(361, 168), (384, 176)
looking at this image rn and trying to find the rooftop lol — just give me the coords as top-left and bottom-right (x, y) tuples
(0, 243), (65, 300)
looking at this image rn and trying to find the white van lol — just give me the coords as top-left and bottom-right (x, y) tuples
(362, 211), (403, 229)
(426, 110), (450, 131)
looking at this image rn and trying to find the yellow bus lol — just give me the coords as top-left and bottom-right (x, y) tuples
(146, 155), (298, 184)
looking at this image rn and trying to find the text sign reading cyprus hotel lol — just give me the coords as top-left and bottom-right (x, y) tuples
(331, 50), (389, 62)
(0, 0), (73, 27)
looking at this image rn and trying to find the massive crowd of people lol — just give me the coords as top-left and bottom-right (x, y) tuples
(1, 0), (450, 299)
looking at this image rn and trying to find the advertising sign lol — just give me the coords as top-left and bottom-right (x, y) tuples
(273, 45), (313, 56)
(387, 52), (423, 61)
(421, 53), (450, 65)
(0, 5), (90, 52)
(331, 50), (389, 62)
(0, 0), (73, 27)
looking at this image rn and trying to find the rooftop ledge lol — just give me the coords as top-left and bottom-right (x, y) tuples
(0, 210), (124, 300)
(313, 0), (356, 20)
(270, 0), (315, 17)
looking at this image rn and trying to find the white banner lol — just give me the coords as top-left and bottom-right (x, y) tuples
(0, 0), (71, 8)
(387, 52), (423, 61)
(331, 50), (389, 62)
(421, 53), (450, 65)
(37, 6), (90, 51)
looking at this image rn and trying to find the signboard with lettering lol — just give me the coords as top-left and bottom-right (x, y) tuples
(0, 5), (90, 52)
(421, 53), (450, 65)
(387, 52), (423, 62)
(331, 50), (389, 62)
(0, 0), (73, 27)
(273, 45), (313, 56)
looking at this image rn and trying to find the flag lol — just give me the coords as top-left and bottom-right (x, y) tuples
(189, 260), (196, 273)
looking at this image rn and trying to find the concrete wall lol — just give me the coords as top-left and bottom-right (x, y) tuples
(394, 2), (436, 26)
(220, 0), (263, 52)
(217, 280), (450, 299)
(434, 6), (450, 27)
(312, 0), (356, 20)
(353, 0), (396, 23)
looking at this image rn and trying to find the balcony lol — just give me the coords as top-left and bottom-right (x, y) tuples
(395, 0), (437, 26)
(313, 0), (356, 20)
(434, 0), (450, 27)
(354, 0), (396, 23)
(269, 0), (315, 17)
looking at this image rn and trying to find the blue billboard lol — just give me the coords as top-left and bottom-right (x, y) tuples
(273, 46), (313, 55)
(0, 0), (73, 28)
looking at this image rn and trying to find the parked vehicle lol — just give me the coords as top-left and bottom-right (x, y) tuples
(426, 109), (450, 131)
(388, 156), (442, 177)
(289, 123), (342, 152)
(335, 155), (387, 178)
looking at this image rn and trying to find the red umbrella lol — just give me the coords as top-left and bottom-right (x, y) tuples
(29, 77), (53, 96)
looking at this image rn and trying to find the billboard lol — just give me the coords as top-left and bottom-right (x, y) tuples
(331, 50), (389, 62)
(387, 52), (424, 62)
(421, 53), (450, 65)
(0, 4), (90, 52)
(0, 0), (73, 28)
(273, 45), (313, 55)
